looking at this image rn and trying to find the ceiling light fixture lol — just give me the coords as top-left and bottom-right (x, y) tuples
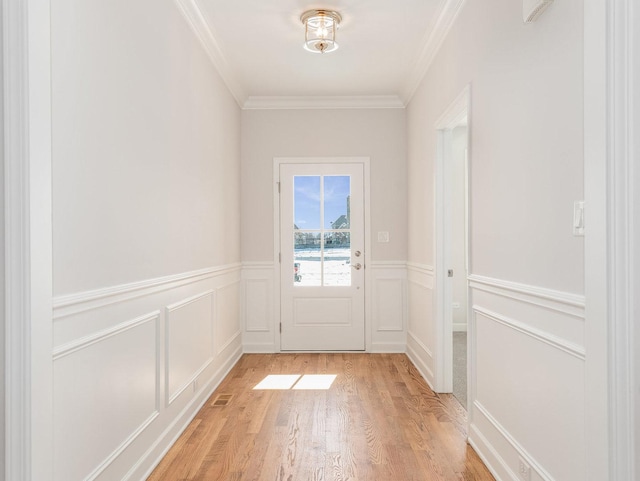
(300, 9), (342, 54)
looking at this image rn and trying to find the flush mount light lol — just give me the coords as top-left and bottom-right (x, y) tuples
(300, 9), (342, 54)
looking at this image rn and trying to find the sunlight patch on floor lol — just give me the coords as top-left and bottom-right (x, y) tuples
(292, 374), (337, 390)
(253, 374), (337, 390)
(253, 375), (301, 390)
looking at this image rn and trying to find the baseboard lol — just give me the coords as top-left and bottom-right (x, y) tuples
(453, 323), (468, 332)
(242, 343), (277, 353)
(468, 424), (509, 481)
(405, 334), (436, 391)
(370, 342), (407, 353)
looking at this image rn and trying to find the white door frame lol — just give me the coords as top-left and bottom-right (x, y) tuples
(433, 85), (471, 395)
(273, 157), (371, 352)
(584, 0), (638, 479)
(4, 0), (54, 480)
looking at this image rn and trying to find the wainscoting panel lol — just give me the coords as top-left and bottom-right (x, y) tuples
(467, 276), (586, 481)
(242, 262), (408, 352)
(53, 312), (160, 481)
(215, 280), (241, 355)
(166, 291), (214, 405)
(241, 262), (276, 352)
(369, 262), (407, 352)
(244, 279), (271, 332)
(405, 262), (435, 388)
(52, 264), (242, 481)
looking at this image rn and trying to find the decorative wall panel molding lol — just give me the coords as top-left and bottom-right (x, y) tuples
(215, 280), (241, 356)
(473, 306), (585, 360)
(470, 401), (556, 481)
(374, 278), (405, 331)
(241, 263), (276, 352)
(53, 311), (160, 361)
(53, 313), (160, 481)
(243, 279), (271, 332)
(406, 262), (436, 387)
(52, 264), (242, 481)
(468, 276), (586, 481)
(165, 291), (214, 405)
(369, 263), (408, 351)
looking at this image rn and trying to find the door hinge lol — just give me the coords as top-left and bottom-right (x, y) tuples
(279, 252), (281, 263)
(277, 182), (280, 194)
(448, 269), (454, 277)
(279, 322), (282, 333)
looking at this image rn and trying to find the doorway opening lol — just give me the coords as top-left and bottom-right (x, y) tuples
(450, 125), (469, 407)
(434, 86), (471, 411)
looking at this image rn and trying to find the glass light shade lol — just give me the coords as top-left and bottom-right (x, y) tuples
(301, 10), (341, 54)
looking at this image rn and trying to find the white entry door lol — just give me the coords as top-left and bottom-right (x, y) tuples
(280, 163), (365, 350)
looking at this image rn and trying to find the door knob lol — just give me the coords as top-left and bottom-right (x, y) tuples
(352, 263), (362, 270)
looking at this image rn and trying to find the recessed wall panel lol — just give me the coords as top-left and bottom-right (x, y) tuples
(245, 279), (270, 331)
(375, 278), (404, 331)
(474, 309), (585, 481)
(216, 281), (241, 354)
(53, 314), (159, 481)
(166, 291), (214, 404)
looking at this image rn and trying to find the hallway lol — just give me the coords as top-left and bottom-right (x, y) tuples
(6, 0), (638, 479)
(148, 354), (494, 481)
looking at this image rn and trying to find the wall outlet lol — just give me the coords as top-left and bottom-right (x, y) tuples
(452, 302), (461, 309)
(517, 456), (531, 481)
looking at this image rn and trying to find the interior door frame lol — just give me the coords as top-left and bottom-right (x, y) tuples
(273, 157), (371, 352)
(433, 85), (471, 399)
(4, 0), (55, 479)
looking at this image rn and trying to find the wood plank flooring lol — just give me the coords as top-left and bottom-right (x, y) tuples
(148, 354), (495, 481)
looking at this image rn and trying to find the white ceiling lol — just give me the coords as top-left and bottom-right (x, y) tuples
(178, 0), (464, 108)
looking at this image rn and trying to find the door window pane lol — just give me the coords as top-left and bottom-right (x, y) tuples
(324, 233), (351, 286)
(294, 176), (321, 230)
(291, 175), (353, 287)
(294, 232), (321, 286)
(324, 176), (350, 229)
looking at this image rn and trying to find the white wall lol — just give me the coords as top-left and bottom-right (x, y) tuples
(241, 109), (408, 352)
(50, 0), (242, 479)
(406, 0), (586, 480)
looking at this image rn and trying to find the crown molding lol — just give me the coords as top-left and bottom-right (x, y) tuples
(402, 0), (467, 104)
(242, 95), (406, 110)
(173, 0), (247, 106)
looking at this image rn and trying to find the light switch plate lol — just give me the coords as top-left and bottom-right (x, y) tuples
(573, 201), (585, 236)
(377, 231), (390, 243)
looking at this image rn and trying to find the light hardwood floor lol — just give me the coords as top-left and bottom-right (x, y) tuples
(148, 353), (494, 481)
